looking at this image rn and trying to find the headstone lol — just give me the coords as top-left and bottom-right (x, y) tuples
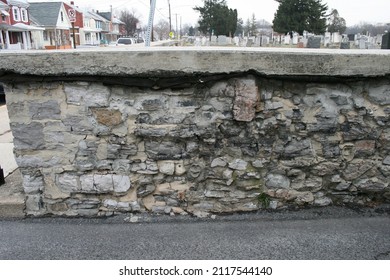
(284, 35), (290, 45)
(234, 36), (240, 46)
(332, 32), (341, 43)
(195, 37), (201, 47)
(217, 35), (227, 45)
(307, 36), (321, 48)
(347, 34), (355, 41)
(382, 33), (390, 49)
(340, 42), (350, 49)
(210, 35), (217, 45)
(359, 37), (366, 49)
(201, 36), (208, 46)
(292, 33), (299, 44)
(324, 32), (331, 47)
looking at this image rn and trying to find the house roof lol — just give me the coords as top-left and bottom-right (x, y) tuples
(85, 10), (108, 22)
(29, 2), (63, 27)
(0, 2), (9, 10)
(98, 11), (124, 25)
(7, 0), (29, 8)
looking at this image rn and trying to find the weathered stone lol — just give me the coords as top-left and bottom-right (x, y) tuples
(158, 161), (175, 175)
(354, 178), (388, 193)
(314, 197), (332, 206)
(295, 192), (315, 205)
(113, 175), (131, 194)
(11, 122), (45, 150)
(233, 77), (260, 122)
(103, 199), (118, 209)
(63, 115), (93, 134)
(343, 160), (375, 181)
(303, 177), (322, 192)
(384, 156), (390, 166)
(92, 108), (123, 127)
(145, 141), (185, 160)
(228, 159), (248, 171)
(368, 85), (390, 105)
(65, 83), (110, 107)
(142, 98), (166, 110)
(23, 173), (44, 194)
(25, 195), (42, 212)
(137, 184), (156, 197)
(354, 140), (376, 157)
(283, 139), (312, 158)
(57, 173), (80, 193)
(29, 100), (61, 120)
(266, 174), (290, 189)
(334, 181), (352, 191)
(79, 174), (114, 193)
(175, 161), (186, 176)
(211, 157), (227, 168)
(112, 159), (131, 173)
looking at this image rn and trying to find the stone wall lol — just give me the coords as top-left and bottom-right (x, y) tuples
(3, 72), (390, 216)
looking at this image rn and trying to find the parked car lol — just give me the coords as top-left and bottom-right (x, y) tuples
(0, 84), (5, 104)
(116, 38), (136, 46)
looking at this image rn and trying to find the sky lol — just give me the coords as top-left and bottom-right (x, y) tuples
(28, 0), (390, 27)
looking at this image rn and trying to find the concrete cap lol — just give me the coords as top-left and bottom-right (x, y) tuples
(0, 47), (390, 78)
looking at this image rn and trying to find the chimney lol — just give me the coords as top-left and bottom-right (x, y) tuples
(70, 1), (74, 5)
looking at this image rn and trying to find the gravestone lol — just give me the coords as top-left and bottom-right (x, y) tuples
(359, 37), (366, 49)
(307, 36), (321, 48)
(382, 33), (390, 49)
(211, 36), (217, 45)
(292, 33), (299, 44)
(218, 35), (227, 45)
(340, 42), (350, 49)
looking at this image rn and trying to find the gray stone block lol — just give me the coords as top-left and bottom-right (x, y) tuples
(307, 36), (321, 48)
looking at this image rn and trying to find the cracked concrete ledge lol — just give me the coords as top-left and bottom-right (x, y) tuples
(0, 47), (390, 79)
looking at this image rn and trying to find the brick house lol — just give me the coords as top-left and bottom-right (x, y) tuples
(0, 0), (44, 50)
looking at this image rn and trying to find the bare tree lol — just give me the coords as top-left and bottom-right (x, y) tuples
(153, 19), (170, 40)
(119, 9), (140, 37)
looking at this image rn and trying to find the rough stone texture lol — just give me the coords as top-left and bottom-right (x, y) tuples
(1, 50), (390, 216)
(233, 77), (260, 122)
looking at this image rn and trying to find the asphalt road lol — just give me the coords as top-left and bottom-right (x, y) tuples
(0, 207), (389, 260)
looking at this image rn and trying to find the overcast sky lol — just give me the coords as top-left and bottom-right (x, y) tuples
(30, 0), (390, 26)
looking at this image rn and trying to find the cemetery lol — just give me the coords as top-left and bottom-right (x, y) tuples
(185, 31), (389, 49)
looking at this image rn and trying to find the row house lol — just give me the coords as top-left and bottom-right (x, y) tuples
(98, 11), (126, 44)
(0, 0), (44, 50)
(82, 9), (110, 45)
(29, 2), (72, 49)
(1, 0), (125, 50)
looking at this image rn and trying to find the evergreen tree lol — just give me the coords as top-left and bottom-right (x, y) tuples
(194, 0), (238, 38)
(273, 0), (328, 35)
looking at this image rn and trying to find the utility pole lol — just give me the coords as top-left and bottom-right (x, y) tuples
(145, 0), (156, 46)
(175, 13), (178, 39)
(168, 0), (172, 32)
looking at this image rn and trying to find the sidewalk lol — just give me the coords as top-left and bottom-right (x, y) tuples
(0, 105), (18, 177)
(0, 105), (24, 218)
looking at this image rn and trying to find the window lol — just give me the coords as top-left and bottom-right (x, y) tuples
(21, 8), (28, 22)
(43, 31), (48, 41)
(12, 7), (20, 22)
(1, 14), (5, 22)
(61, 11), (64, 22)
